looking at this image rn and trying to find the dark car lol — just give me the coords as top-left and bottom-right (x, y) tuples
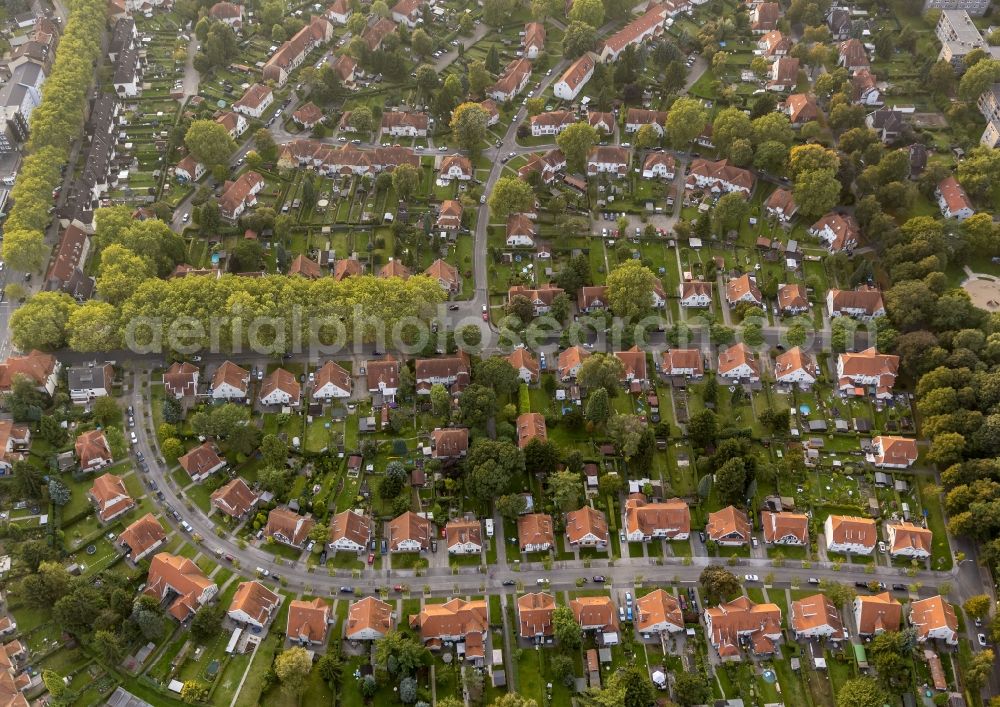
(502, 579), (516, 586)
(339, 586), (353, 593)
(892, 583), (907, 591)
(855, 581), (869, 589)
(592, 575), (606, 583)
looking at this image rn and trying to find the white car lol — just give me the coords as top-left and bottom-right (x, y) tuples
(744, 574), (759, 582)
(979, 633), (988, 646)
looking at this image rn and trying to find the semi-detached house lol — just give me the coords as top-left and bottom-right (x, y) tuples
(263, 16), (333, 86)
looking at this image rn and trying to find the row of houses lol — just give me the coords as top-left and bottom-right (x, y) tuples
(0, 14), (59, 152)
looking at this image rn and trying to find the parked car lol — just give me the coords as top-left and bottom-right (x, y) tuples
(256, 567), (270, 577)
(502, 579), (516, 586)
(744, 574), (759, 582)
(592, 575), (606, 583)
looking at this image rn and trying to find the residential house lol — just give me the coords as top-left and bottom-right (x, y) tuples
(588, 110), (614, 133)
(824, 515), (877, 555)
(586, 146), (630, 176)
(144, 553), (218, 621)
(516, 412), (548, 449)
(751, 1), (779, 32)
(662, 349), (704, 378)
(410, 598), (488, 650)
(89, 473), (134, 523)
(599, 5), (667, 62)
(415, 353), (471, 394)
(13, 440), (48, 499)
(67, 363), (114, 403)
(265, 507), (316, 549)
(292, 102), (324, 129)
(331, 54), (357, 83)
(287, 598), (331, 645)
(333, 257), (364, 281)
(866, 108), (908, 143)
(854, 592), (901, 636)
(705, 596), (783, 658)
(530, 110), (575, 136)
(210, 2), (244, 27)
(851, 69), (882, 105)
(759, 29), (791, 56)
(777, 283), (809, 314)
(827, 286), (885, 320)
(119, 513), (167, 562)
(774, 347), (818, 387)
(686, 158), (755, 194)
(865, 435), (918, 470)
(706, 506), (751, 546)
(163, 362), (199, 399)
(518, 513), (554, 552)
(390, 0), (422, 26)
(838, 38), (870, 71)
(828, 7), (852, 39)
(431, 428), (469, 459)
(479, 99), (500, 125)
(768, 56), (800, 91)
(565, 506), (609, 548)
(439, 154), (472, 182)
(886, 522), (932, 559)
(508, 348), (540, 384)
(571, 596), (619, 635)
(636, 589), (684, 635)
(624, 494), (691, 541)
(761, 511), (809, 545)
(388, 511), (432, 552)
(362, 18), (397, 52)
(909, 596), (958, 645)
(554, 53), (596, 100)
(784, 93), (820, 124)
(312, 361), (353, 400)
(625, 108), (667, 136)
(717, 343), (760, 383)
(379, 259), (411, 279)
(837, 348), (899, 398)
(937, 176), (975, 220)
(489, 58), (532, 102)
(809, 212), (859, 252)
(558, 345), (589, 380)
(518, 593), (556, 639)
(233, 84), (274, 119)
(44, 224), (94, 301)
(679, 281), (713, 307)
(508, 283), (564, 316)
(726, 273), (763, 306)
(75, 429), (112, 471)
(0, 350), (60, 396)
(615, 346), (648, 385)
(179, 442), (226, 482)
(445, 518), (483, 554)
(347, 597), (394, 640)
(642, 152), (675, 179)
(790, 594), (846, 639)
(263, 16), (333, 86)
(219, 171), (264, 221)
(366, 355), (400, 400)
(381, 111), (429, 137)
(259, 368), (301, 406)
(578, 285), (609, 312)
(228, 581), (281, 630)
(210, 361), (250, 400)
(436, 199), (464, 232)
(523, 21), (546, 58)
(328, 510), (372, 553)
(424, 259), (461, 293)
(215, 111), (248, 139)
(174, 155), (204, 182)
(211, 477), (259, 519)
(506, 213), (537, 247)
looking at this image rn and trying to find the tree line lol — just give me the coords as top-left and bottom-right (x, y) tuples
(2, 0), (107, 272)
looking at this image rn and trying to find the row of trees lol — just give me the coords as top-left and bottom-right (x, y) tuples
(9, 261), (447, 352)
(2, 0), (107, 272)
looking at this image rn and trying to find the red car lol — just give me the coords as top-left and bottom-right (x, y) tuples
(481, 304), (489, 322)
(367, 553), (375, 565)
(394, 584), (405, 592)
